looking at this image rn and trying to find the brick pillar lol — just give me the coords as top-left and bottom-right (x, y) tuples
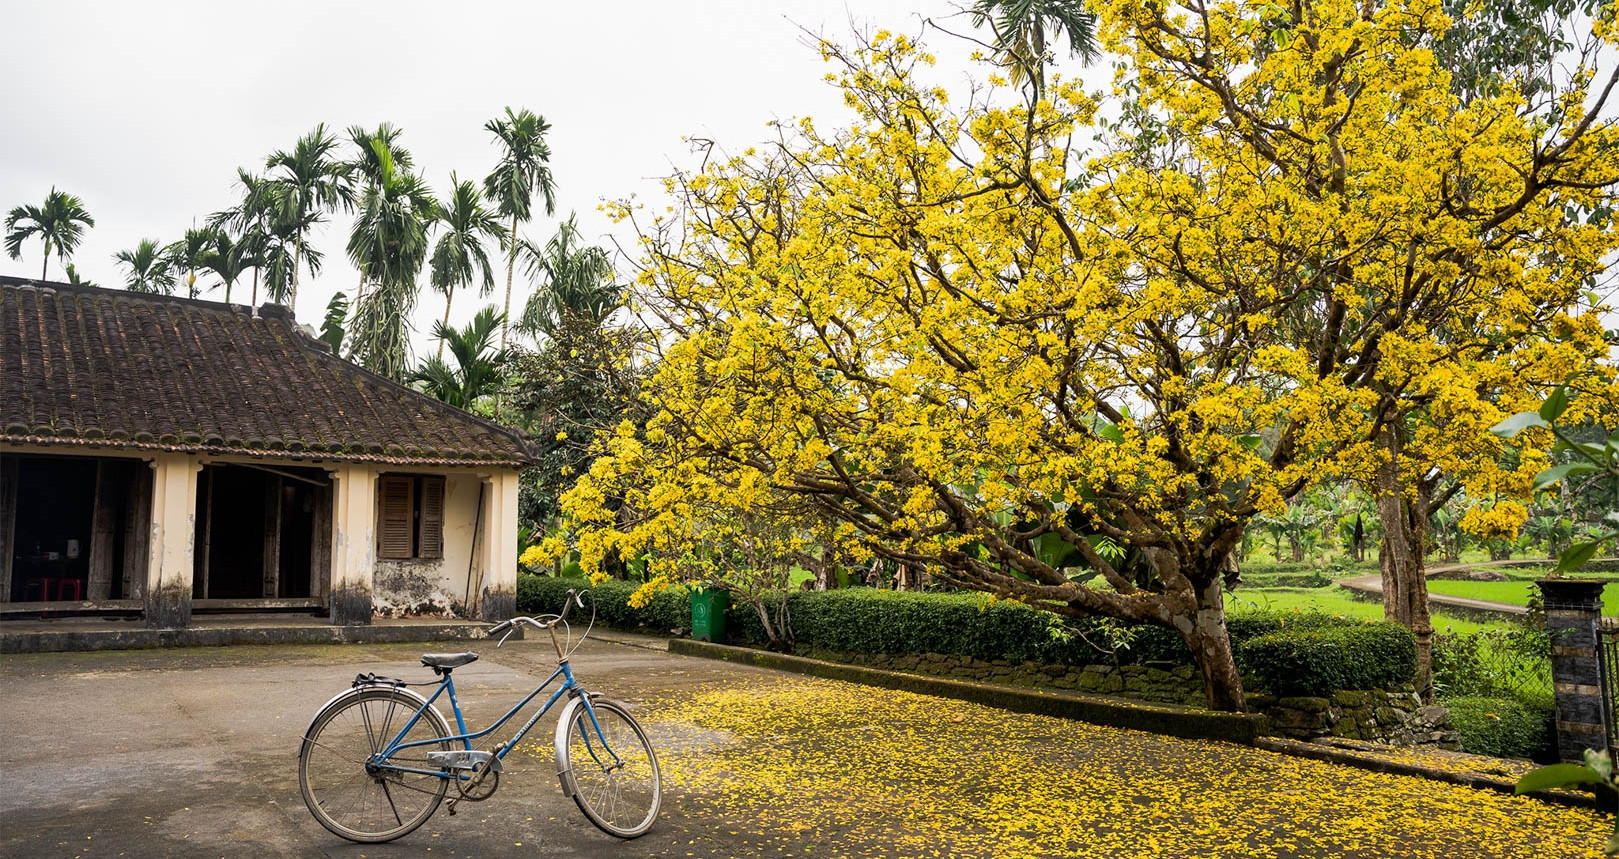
(1539, 578), (1609, 762)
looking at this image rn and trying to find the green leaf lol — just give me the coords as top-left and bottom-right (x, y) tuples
(1514, 763), (1604, 794)
(1533, 462), (1601, 492)
(1490, 411), (1547, 437)
(1556, 539), (1603, 573)
(1539, 387), (1570, 423)
(1237, 434), (1264, 450)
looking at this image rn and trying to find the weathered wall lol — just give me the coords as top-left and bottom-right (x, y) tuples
(371, 471), (518, 619)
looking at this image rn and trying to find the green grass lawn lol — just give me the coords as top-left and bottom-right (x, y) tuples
(1426, 577), (1619, 616)
(1224, 586), (1500, 635)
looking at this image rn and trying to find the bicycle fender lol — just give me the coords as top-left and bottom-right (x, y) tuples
(302, 683), (437, 742)
(553, 694), (615, 798)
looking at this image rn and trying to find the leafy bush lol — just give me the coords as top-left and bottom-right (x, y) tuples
(1445, 695), (1554, 759)
(1236, 623), (1417, 696)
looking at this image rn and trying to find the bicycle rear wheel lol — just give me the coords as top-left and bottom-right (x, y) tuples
(558, 697), (661, 838)
(298, 687), (451, 843)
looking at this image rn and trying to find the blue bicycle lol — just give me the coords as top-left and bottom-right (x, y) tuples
(297, 591), (661, 843)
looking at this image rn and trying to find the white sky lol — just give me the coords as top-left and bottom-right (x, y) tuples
(0, 0), (1006, 354)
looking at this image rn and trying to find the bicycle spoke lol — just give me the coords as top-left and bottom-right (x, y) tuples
(380, 780), (404, 827)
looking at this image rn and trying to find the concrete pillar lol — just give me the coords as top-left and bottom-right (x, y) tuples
(329, 464), (376, 625)
(1539, 578), (1610, 762)
(145, 454), (199, 628)
(479, 470), (519, 623)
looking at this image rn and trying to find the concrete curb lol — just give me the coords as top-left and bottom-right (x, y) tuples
(668, 638), (1268, 744)
(0, 622), (484, 653)
(1254, 737), (1609, 811)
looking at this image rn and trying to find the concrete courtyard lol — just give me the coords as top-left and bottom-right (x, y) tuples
(0, 636), (1608, 858)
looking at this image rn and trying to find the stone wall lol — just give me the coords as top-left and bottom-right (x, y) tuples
(795, 645), (1458, 748)
(1248, 689), (1458, 749)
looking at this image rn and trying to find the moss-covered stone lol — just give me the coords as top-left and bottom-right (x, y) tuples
(1332, 690), (1369, 707)
(1277, 696), (1332, 713)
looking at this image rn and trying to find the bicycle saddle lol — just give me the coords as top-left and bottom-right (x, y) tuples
(420, 652), (479, 670)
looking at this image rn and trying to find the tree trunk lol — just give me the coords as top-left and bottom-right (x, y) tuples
(500, 212), (518, 350)
(1289, 536), (1304, 563)
(290, 233), (303, 313)
(438, 287), (454, 360)
(1177, 575), (1247, 711)
(1376, 426), (1434, 701)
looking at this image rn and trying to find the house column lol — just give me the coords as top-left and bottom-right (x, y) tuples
(479, 470), (519, 623)
(145, 453), (199, 628)
(329, 464), (376, 625)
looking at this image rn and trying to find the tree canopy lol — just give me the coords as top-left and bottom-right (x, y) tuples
(563, 1), (1619, 710)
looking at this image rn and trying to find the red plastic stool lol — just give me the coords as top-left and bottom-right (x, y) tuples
(24, 577), (57, 601)
(57, 579), (84, 601)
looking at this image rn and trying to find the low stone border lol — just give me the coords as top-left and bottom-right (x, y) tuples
(1254, 737), (1607, 811)
(668, 638), (1268, 744)
(0, 621), (484, 653)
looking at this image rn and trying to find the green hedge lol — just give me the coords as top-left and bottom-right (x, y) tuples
(1444, 695), (1554, 759)
(1234, 623), (1416, 697)
(517, 575), (689, 633)
(516, 575), (1418, 696)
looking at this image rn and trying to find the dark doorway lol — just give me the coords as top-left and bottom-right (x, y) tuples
(195, 464), (330, 601)
(2, 454), (151, 604)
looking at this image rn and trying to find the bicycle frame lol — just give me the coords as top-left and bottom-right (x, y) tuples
(370, 659), (621, 780)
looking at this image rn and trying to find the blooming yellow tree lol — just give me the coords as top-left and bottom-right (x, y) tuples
(568, 0), (1619, 710)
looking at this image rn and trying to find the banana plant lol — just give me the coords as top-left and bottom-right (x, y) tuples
(1491, 386), (1619, 572)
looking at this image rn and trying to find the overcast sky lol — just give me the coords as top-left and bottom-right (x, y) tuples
(0, 0), (1013, 354)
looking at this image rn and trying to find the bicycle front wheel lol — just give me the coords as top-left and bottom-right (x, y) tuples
(298, 687), (451, 843)
(558, 697), (661, 838)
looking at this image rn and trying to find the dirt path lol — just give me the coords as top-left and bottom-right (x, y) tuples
(1338, 563), (1531, 617)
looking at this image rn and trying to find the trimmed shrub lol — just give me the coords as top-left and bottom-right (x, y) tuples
(1445, 695), (1554, 759)
(516, 575), (1414, 698)
(1236, 623), (1416, 697)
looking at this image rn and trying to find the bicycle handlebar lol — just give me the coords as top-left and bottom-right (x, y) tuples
(486, 589), (586, 637)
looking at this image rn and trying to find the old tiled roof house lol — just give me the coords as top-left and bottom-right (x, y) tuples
(0, 277), (532, 627)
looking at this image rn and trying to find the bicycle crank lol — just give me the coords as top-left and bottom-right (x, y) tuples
(438, 752), (503, 813)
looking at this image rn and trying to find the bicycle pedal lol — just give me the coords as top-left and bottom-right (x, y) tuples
(426, 750), (502, 772)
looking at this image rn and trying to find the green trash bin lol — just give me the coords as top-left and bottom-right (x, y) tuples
(690, 585), (729, 643)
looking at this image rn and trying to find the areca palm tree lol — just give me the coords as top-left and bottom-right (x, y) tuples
(5, 188), (95, 280)
(346, 141), (438, 381)
(115, 238), (176, 294)
(409, 306), (508, 410)
(198, 229), (252, 303)
(429, 174), (507, 358)
(970, 0), (1097, 94)
(165, 227), (218, 299)
(342, 124), (415, 309)
(209, 169), (282, 305)
(482, 107), (557, 349)
(264, 123), (349, 313)
(344, 123), (413, 192)
(518, 214), (619, 340)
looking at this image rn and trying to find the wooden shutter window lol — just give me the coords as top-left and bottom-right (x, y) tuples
(378, 476), (414, 559)
(419, 477), (445, 560)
